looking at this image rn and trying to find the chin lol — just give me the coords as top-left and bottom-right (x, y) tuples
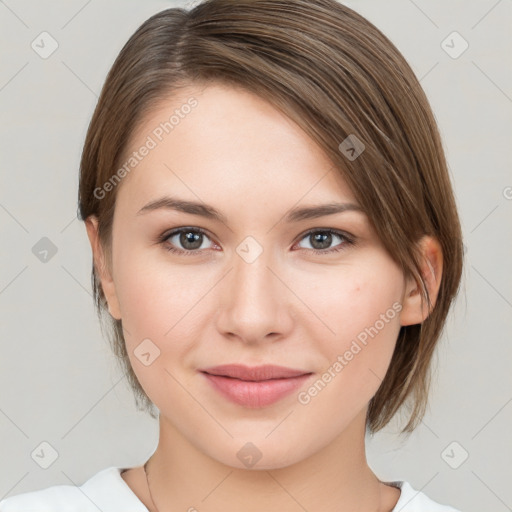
(202, 437), (310, 471)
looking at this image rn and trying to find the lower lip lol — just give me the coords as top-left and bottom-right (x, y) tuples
(201, 372), (313, 408)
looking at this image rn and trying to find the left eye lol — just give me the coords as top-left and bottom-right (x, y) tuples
(295, 229), (352, 253)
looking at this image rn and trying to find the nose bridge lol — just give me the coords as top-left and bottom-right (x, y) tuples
(231, 237), (275, 313)
(216, 236), (291, 342)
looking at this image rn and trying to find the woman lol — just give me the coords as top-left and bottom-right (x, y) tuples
(0, 0), (463, 510)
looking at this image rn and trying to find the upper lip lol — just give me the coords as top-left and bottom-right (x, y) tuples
(199, 364), (311, 381)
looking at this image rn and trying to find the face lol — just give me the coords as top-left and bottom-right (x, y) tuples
(89, 82), (418, 470)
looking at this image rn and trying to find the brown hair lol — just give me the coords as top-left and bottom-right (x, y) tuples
(78, 0), (463, 433)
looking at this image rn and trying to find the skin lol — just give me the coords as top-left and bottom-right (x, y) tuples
(86, 82), (443, 512)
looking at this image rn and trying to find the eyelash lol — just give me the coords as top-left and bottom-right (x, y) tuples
(157, 227), (355, 256)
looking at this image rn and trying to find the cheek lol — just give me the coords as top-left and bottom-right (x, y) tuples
(113, 249), (208, 335)
(297, 261), (402, 335)
(112, 251), (216, 405)
(294, 270), (403, 422)
(296, 261), (403, 386)
(112, 250), (221, 385)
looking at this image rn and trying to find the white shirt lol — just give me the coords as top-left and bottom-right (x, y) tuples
(0, 466), (461, 511)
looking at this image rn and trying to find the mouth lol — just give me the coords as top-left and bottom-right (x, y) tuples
(199, 364), (311, 381)
(199, 364), (314, 408)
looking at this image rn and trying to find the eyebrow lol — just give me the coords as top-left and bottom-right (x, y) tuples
(136, 196), (364, 223)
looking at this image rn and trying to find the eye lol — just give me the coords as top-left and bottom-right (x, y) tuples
(295, 229), (354, 255)
(159, 227), (216, 255)
(158, 227), (355, 256)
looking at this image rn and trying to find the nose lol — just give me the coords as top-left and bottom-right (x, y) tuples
(215, 244), (294, 345)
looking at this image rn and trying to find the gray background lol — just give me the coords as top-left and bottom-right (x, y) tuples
(1, 1), (511, 511)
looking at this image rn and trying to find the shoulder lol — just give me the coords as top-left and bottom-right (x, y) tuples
(0, 466), (147, 512)
(0, 482), (88, 512)
(391, 480), (462, 512)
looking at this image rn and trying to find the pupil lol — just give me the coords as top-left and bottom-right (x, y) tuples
(181, 231), (202, 250)
(312, 232), (331, 249)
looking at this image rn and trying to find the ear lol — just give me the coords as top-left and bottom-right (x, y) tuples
(400, 235), (443, 327)
(84, 216), (122, 320)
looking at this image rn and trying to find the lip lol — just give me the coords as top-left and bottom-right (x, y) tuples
(199, 364), (313, 408)
(200, 364), (310, 381)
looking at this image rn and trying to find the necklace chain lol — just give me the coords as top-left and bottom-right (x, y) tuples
(143, 459), (161, 512)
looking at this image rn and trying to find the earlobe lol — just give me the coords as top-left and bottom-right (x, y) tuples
(84, 216), (122, 320)
(399, 235), (443, 327)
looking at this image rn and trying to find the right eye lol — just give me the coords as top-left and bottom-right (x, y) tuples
(160, 227), (216, 255)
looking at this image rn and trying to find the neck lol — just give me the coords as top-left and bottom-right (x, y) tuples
(144, 409), (392, 512)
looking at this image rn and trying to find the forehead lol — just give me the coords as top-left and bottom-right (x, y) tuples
(115, 82), (357, 213)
